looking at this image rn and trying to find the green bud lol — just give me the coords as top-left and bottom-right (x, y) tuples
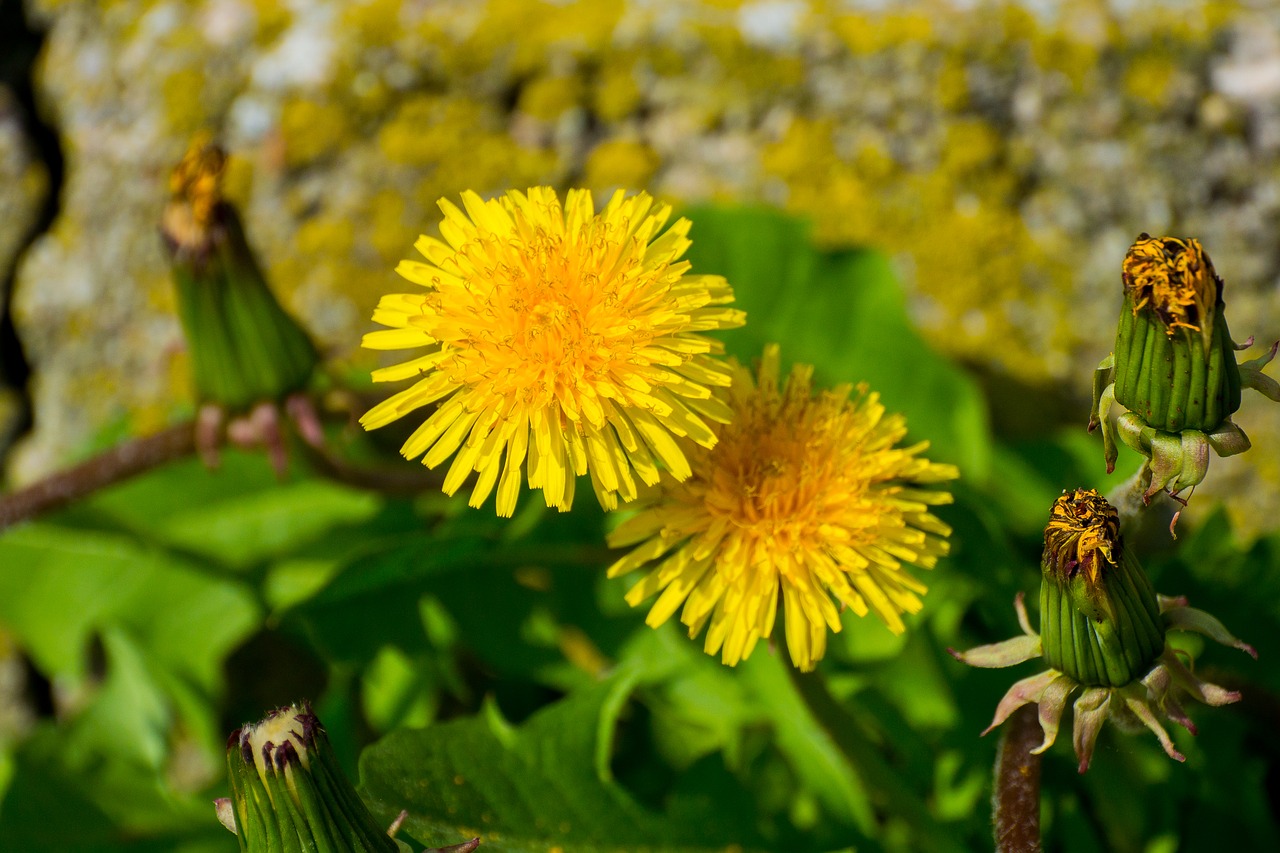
(1112, 234), (1240, 433)
(1038, 489), (1165, 687)
(162, 134), (317, 411)
(223, 703), (404, 853)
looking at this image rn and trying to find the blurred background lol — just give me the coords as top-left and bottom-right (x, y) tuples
(4, 0), (1280, 524)
(3, 1), (1280, 851)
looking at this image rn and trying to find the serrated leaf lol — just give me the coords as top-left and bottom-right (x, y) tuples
(359, 666), (774, 853)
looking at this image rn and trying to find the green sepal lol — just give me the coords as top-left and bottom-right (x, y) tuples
(169, 205), (318, 410)
(1113, 292), (1243, 433)
(1039, 548), (1165, 688)
(1088, 354), (1114, 433)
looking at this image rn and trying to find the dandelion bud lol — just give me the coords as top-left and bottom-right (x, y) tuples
(1112, 235), (1240, 433)
(1039, 489), (1164, 687)
(1090, 235), (1278, 501)
(952, 488), (1254, 772)
(222, 703), (405, 853)
(161, 133), (317, 411)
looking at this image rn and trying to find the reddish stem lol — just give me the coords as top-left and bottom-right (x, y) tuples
(0, 421), (197, 531)
(993, 705), (1043, 853)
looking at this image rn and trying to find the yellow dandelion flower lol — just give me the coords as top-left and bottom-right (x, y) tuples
(361, 187), (745, 516)
(607, 344), (959, 672)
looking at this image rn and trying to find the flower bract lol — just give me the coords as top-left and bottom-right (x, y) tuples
(361, 187), (745, 515)
(608, 344), (958, 671)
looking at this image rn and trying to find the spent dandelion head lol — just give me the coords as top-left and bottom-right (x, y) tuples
(1122, 234), (1218, 340)
(607, 344), (959, 672)
(361, 187), (745, 516)
(952, 488), (1255, 772)
(162, 130), (227, 260)
(1090, 233), (1280, 503)
(159, 134), (318, 442)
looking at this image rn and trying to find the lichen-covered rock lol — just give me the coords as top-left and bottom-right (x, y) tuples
(7, 0), (1280, 531)
(0, 83), (48, 457)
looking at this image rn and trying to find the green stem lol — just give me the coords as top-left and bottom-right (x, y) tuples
(1106, 465), (1178, 554)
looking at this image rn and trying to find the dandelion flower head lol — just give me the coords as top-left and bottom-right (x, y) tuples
(607, 345), (959, 671)
(361, 187), (745, 516)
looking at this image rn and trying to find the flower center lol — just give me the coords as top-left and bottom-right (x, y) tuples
(433, 225), (663, 424)
(702, 393), (854, 557)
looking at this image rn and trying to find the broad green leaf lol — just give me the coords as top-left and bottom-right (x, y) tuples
(283, 533), (484, 663)
(0, 523), (258, 688)
(0, 630), (231, 851)
(683, 205), (992, 480)
(359, 666), (776, 853)
(75, 453), (382, 569)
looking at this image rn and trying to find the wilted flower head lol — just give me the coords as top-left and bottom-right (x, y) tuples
(952, 489), (1255, 772)
(1090, 234), (1279, 500)
(160, 134), (317, 410)
(361, 187), (745, 516)
(163, 131), (227, 258)
(1122, 235), (1218, 341)
(608, 344), (958, 672)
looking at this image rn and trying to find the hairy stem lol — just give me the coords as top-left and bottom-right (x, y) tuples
(993, 705), (1043, 853)
(1107, 464), (1179, 553)
(0, 414), (448, 531)
(0, 421), (197, 530)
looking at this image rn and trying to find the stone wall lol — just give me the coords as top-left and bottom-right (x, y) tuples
(5, 0), (1280, 528)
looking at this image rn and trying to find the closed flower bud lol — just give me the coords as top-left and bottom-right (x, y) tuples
(161, 133), (317, 411)
(222, 703), (404, 853)
(1039, 489), (1164, 687)
(1090, 234), (1278, 502)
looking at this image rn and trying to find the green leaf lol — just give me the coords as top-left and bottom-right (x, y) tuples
(283, 533), (485, 663)
(734, 652), (877, 835)
(75, 452), (382, 570)
(0, 523), (258, 688)
(0, 630), (233, 852)
(683, 205), (992, 479)
(358, 665), (775, 853)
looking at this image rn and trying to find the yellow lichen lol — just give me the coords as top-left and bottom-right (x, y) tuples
(591, 61), (643, 122)
(583, 139), (659, 191)
(280, 98), (351, 167)
(161, 68), (208, 135)
(251, 0), (293, 45)
(517, 74), (584, 122)
(1122, 51), (1179, 109)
